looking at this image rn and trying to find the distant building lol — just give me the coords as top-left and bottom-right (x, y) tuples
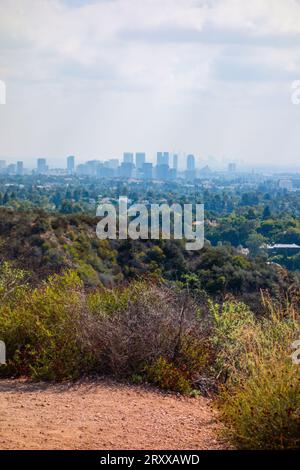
(101, 166), (114, 178)
(48, 168), (68, 176)
(123, 152), (134, 164)
(278, 179), (293, 191)
(67, 155), (75, 173)
(173, 154), (178, 171)
(106, 159), (119, 170)
(142, 162), (153, 180)
(37, 158), (47, 174)
(76, 164), (86, 176)
(186, 154), (195, 171)
(7, 163), (16, 175)
(120, 162), (134, 178)
(267, 243), (300, 250)
(169, 168), (177, 180)
(86, 160), (102, 176)
(135, 152), (146, 170)
(201, 165), (212, 175)
(186, 154), (196, 180)
(228, 162), (237, 173)
(157, 152), (169, 166)
(156, 163), (169, 180)
(16, 161), (24, 176)
(0, 160), (6, 173)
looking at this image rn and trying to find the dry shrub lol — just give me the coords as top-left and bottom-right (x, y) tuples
(0, 271), (209, 390)
(87, 283), (208, 383)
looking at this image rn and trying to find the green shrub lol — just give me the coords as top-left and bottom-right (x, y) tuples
(0, 272), (208, 388)
(87, 280), (145, 317)
(218, 357), (300, 449)
(0, 270), (96, 380)
(146, 357), (192, 395)
(212, 298), (300, 449)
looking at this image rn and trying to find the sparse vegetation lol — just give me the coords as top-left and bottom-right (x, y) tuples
(0, 262), (299, 449)
(212, 296), (300, 449)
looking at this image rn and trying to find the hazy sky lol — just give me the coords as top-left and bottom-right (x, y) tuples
(0, 0), (300, 168)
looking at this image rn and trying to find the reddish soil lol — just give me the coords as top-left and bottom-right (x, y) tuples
(0, 378), (228, 450)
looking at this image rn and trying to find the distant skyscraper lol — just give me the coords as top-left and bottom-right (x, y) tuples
(228, 162), (237, 173)
(37, 158), (47, 174)
(76, 164), (85, 176)
(135, 152), (146, 169)
(157, 152), (169, 166)
(120, 162), (134, 178)
(173, 154), (178, 170)
(156, 164), (170, 180)
(67, 155), (75, 173)
(0, 160), (6, 173)
(186, 154), (196, 181)
(169, 168), (177, 180)
(7, 163), (16, 175)
(85, 160), (101, 176)
(142, 162), (153, 180)
(186, 154), (195, 171)
(123, 152), (134, 164)
(16, 161), (23, 176)
(106, 159), (119, 170)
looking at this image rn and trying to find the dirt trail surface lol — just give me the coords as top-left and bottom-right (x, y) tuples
(0, 379), (228, 450)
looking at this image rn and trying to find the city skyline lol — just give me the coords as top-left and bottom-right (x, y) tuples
(2, 151), (300, 175)
(0, 151), (245, 181)
(0, 0), (300, 167)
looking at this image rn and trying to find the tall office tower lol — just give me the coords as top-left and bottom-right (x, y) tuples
(228, 162), (237, 173)
(156, 164), (170, 180)
(135, 152), (146, 169)
(106, 159), (119, 170)
(123, 152), (134, 164)
(120, 162), (134, 178)
(7, 163), (16, 175)
(16, 161), (24, 176)
(37, 158), (47, 174)
(157, 152), (169, 166)
(0, 160), (6, 173)
(85, 160), (101, 176)
(76, 164), (86, 176)
(186, 154), (195, 171)
(96, 162), (104, 177)
(142, 162), (153, 180)
(186, 154), (196, 181)
(67, 155), (75, 173)
(173, 154), (178, 170)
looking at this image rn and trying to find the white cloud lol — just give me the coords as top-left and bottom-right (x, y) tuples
(0, 0), (300, 167)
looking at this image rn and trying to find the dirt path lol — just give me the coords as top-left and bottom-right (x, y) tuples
(0, 378), (227, 450)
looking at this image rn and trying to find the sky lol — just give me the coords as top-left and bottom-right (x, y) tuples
(0, 0), (300, 169)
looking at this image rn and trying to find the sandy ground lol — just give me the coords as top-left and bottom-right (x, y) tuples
(0, 378), (228, 450)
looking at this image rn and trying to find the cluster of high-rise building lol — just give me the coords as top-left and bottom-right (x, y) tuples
(0, 153), (238, 181)
(75, 152), (197, 181)
(0, 160), (24, 176)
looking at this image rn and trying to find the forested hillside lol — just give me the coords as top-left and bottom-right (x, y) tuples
(0, 208), (298, 312)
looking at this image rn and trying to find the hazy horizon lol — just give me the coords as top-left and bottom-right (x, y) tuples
(0, 0), (300, 168)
